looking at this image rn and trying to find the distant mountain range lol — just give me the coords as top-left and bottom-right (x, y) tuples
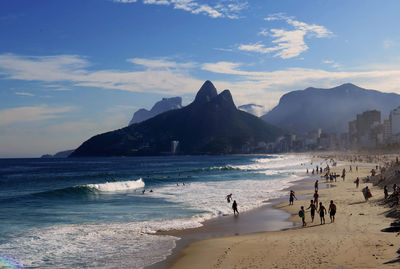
(41, 149), (74, 158)
(262, 83), (400, 134)
(129, 97), (182, 125)
(71, 81), (282, 157)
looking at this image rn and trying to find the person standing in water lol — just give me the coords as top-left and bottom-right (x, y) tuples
(226, 193), (233, 203)
(306, 200), (316, 222)
(328, 200), (336, 223)
(289, 190), (297, 205)
(318, 202), (327, 225)
(314, 180), (319, 192)
(232, 200), (239, 216)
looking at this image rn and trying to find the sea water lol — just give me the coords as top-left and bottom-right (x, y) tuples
(0, 154), (312, 268)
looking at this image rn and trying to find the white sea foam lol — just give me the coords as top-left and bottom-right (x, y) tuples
(0, 222), (178, 269)
(0, 154), (312, 269)
(83, 178), (145, 192)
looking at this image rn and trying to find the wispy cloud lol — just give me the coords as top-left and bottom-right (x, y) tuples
(0, 105), (74, 126)
(238, 13), (332, 59)
(2, 53), (400, 111)
(127, 57), (195, 69)
(115, 0), (247, 19)
(15, 91), (35, 97)
(322, 59), (340, 69)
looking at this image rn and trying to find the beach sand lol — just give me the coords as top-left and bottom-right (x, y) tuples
(170, 165), (400, 268)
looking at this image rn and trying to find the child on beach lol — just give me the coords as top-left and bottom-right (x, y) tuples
(299, 206), (306, 227)
(328, 200), (336, 223)
(318, 202), (327, 225)
(306, 200), (316, 222)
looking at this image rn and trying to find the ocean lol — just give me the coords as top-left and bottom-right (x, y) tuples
(0, 154), (311, 268)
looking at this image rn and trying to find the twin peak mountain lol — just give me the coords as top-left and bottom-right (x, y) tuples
(71, 81), (282, 157)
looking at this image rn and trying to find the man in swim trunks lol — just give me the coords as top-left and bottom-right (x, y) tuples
(306, 200), (316, 222)
(328, 200), (336, 223)
(318, 202), (327, 225)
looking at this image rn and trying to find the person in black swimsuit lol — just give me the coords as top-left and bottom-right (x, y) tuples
(318, 202), (327, 225)
(328, 200), (336, 223)
(307, 200), (316, 222)
(232, 200), (239, 216)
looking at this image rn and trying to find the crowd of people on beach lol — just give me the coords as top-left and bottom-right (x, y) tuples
(295, 154), (400, 228)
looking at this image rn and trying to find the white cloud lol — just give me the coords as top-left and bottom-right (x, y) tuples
(0, 105), (74, 126)
(323, 59), (341, 69)
(127, 57), (195, 69)
(15, 91), (35, 96)
(116, 0), (247, 19)
(2, 53), (400, 113)
(238, 13), (332, 59)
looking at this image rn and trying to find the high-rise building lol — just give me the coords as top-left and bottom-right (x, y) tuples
(390, 106), (400, 136)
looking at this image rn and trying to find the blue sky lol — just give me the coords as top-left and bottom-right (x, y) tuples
(1, 0), (400, 157)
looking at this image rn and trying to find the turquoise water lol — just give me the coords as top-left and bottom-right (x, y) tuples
(0, 155), (310, 268)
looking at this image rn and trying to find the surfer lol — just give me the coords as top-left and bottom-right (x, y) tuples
(232, 200), (239, 216)
(142, 189), (145, 194)
(226, 193), (233, 203)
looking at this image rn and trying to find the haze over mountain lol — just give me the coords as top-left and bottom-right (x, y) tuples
(262, 83), (400, 134)
(238, 104), (266, 117)
(71, 81), (282, 157)
(129, 97), (182, 125)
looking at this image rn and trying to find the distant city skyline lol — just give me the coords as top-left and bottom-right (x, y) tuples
(1, 0), (400, 157)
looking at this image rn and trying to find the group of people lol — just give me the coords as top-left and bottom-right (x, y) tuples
(291, 188), (336, 227)
(299, 200), (336, 226)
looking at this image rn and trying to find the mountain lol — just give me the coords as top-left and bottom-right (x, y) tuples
(129, 97), (182, 125)
(71, 81), (283, 157)
(238, 104), (266, 117)
(41, 149), (75, 158)
(261, 83), (400, 134)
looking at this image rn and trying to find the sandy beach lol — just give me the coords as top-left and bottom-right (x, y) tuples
(170, 163), (400, 269)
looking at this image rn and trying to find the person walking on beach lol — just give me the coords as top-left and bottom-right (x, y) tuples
(314, 180), (319, 192)
(313, 191), (319, 209)
(362, 186), (372, 201)
(232, 200), (239, 216)
(299, 206), (306, 227)
(354, 177), (360, 188)
(289, 190), (297, 205)
(318, 202), (327, 225)
(307, 200), (316, 222)
(342, 168), (346, 181)
(384, 185), (388, 200)
(328, 200), (336, 223)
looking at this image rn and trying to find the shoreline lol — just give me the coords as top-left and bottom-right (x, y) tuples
(148, 164), (321, 269)
(169, 162), (400, 268)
